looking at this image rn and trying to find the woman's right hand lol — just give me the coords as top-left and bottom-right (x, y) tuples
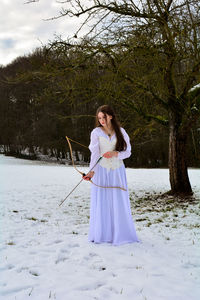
(83, 171), (94, 181)
(103, 151), (118, 158)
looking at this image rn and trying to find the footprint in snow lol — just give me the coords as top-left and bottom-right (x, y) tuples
(83, 252), (99, 261)
(67, 243), (80, 248)
(0, 282), (7, 287)
(17, 267), (29, 273)
(107, 285), (119, 294)
(46, 239), (63, 246)
(89, 252), (99, 258)
(0, 264), (15, 271)
(77, 281), (106, 291)
(55, 254), (69, 264)
(29, 270), (40, 277)
(54, 239), (63, 244)
(29, 251), (37, 255)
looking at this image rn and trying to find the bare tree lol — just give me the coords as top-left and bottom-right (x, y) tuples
(28, 0), (200, 196)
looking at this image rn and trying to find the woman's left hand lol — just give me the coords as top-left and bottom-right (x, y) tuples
(103, 151), (118, 158)
(83, 171), (94, 181)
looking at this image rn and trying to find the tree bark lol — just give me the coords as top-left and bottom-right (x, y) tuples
(168, 111), (193, 196)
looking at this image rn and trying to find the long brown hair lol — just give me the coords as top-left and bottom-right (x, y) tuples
(95, 105), (127, 151)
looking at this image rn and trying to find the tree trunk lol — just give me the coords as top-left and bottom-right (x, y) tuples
(168, 112), (193, 196)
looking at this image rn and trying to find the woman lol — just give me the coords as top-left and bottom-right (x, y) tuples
(83, 105), (139, 246)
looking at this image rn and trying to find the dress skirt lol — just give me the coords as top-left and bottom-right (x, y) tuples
(88, 163), (139, 246)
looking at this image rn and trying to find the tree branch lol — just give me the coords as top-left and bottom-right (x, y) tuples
(121, 98), (169, 126)
(123, 74), (169, 109)
(50, 0), (161, 22)
(180, 60), (200, 100)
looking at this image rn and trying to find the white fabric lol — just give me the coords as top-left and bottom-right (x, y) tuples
(98, 136), (123, 170)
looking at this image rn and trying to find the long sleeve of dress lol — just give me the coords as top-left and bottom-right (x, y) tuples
(118, 128), (132, 160)
(89, 129), (100, 172)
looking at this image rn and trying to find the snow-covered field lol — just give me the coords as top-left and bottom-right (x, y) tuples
(0, 154), (200, 300)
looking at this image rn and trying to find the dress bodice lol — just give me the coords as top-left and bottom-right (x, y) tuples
(99, 136), (116, 154)
(98, 136), (123, 170)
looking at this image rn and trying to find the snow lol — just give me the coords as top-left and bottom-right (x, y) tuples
(0, 154), (200, 300)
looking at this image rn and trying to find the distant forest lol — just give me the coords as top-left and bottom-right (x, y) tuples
(0, 44), (199, 168)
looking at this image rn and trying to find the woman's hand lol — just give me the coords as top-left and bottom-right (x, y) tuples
(103, 151), (118, 158)
(83, 171), (95, 181)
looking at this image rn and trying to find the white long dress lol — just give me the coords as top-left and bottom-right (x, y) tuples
(88, 126), (139, 246)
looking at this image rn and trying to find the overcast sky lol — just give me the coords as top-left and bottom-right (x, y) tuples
(0, 0), (86, 66)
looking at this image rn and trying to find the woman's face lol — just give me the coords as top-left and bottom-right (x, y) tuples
(97, 112), (112, 127)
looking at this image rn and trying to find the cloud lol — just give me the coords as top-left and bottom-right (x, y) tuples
(0, 0), (86, 66)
